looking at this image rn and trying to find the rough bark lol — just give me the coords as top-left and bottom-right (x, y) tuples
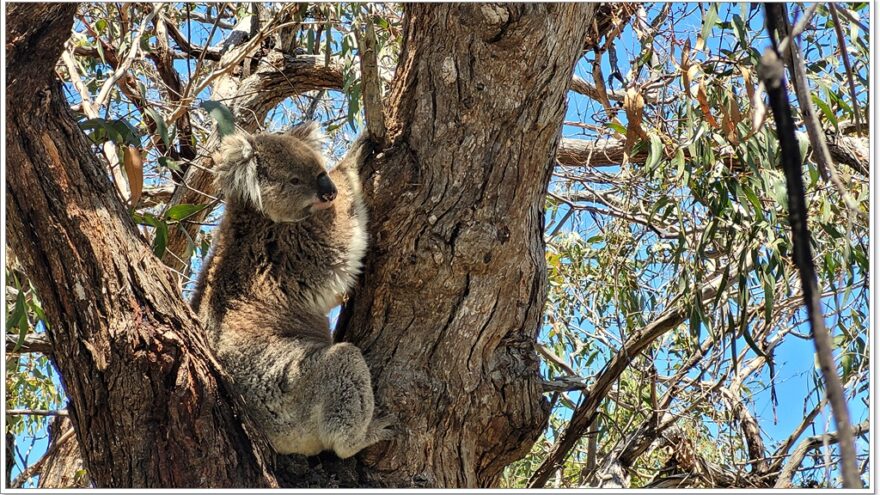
(6, 4), (275, 487)
(37, 417), (88, 489)
(331, 4), (595, 487)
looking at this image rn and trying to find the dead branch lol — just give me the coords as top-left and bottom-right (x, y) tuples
(758, 10), (861, 486)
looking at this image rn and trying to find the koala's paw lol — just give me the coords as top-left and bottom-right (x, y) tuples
(366, 415), (397, 443)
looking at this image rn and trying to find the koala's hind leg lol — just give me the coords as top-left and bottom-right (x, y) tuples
(316, 343), (394, 459)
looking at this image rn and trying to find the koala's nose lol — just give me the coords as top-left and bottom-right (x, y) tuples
(316, 172), (337, 202)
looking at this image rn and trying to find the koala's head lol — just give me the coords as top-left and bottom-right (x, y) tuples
(214, 122), (338, 223)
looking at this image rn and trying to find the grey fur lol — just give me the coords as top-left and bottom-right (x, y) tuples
(193, 124), (391, 458)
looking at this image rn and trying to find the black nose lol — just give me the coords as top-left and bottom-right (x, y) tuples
(316, 172), (337, 202)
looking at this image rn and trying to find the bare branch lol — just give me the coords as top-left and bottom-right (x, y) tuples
(5, 333), (52, 355)
(774, 420), (869, 488)
(355, 13), (386, 142)
(759, 11), (861, 486)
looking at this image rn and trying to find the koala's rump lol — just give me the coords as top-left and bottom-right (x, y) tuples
(213, 322), (330, 453)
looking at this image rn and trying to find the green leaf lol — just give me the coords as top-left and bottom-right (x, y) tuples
(95, 40), (107, 65)
(741, 184), (763, 213)
(673, 148), (686, 179)
(165, 203), (207, 221)
(732, 14), (748, 46)
(6, 290), (27, 332)
(200, 100), (236, 137)
(144, 107), (170, 148)
(152, 220), (169, 258)
(701, 5), (719, 44)
(158, 156), (182, 172)
(607, 121), (627, 135)
(762, 267), (774, 325)
(812, 93), (838, 130)
(645, 133), (663, 171)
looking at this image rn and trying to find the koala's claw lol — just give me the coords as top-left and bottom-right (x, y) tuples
(367, 415), (397, 443)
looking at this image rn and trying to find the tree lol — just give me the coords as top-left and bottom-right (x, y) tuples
(6, 2), (870, 489)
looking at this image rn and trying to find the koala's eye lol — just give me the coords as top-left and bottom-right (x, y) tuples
(290, 177), (302, 185)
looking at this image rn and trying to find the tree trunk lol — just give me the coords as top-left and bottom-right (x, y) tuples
(334, 4), (595, 487)
(6, 4), (275, 487)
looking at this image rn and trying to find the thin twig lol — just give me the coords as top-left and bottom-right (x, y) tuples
(828, 4), (861, 135)
(92, 6), (163, 110)
(831, 4), (869, 33)
(775, 3), (819, 60)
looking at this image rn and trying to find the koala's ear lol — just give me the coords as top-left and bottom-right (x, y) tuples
(287, 121), (326, 152)
(214, 133), (262, 209)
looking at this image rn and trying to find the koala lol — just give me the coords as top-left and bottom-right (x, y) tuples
(191, 122), (392, 459)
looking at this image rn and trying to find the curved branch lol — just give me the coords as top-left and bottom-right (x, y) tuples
(774, 420), (869, 488)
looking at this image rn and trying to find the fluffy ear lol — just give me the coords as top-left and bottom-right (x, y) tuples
(287, 121), (326, 152)
(214, 133), (262, 209)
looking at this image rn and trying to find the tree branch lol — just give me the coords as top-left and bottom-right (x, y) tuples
(355, 13), (386, 142)
(774, 420), (869, 488)
(555, 134), (869, 174)
(5, 409), (68, 417)
(528, 255), (744, 487)
(759, 9), (861, 486)
(5, 333), (52, 355)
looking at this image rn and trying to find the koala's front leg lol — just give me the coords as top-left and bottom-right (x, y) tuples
(314, 342), (394, 459)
